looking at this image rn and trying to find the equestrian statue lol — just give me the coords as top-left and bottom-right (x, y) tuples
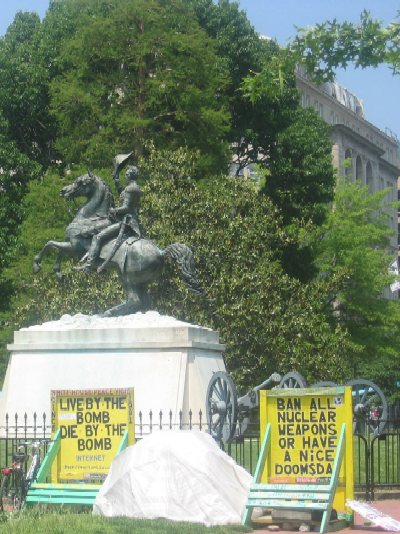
(33, 154), (205, 316)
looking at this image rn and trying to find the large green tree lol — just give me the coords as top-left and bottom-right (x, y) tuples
(315, 177), (400, 397)
(0, 12), (53, 164)
(44, 0), (230, 172)
(265, 107), (335, 280)
(0, 114), (42, 310)
(190, 0), (299, 173)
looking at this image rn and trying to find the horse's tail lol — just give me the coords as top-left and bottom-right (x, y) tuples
(163, 243), (205, 296)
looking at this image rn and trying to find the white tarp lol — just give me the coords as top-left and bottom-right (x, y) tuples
(93, 430), (252, 526)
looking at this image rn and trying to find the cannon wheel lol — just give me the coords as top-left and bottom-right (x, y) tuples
(346, 378), (388, 435)
(206, 371), (239, 443)
(279, 371), (307, 389)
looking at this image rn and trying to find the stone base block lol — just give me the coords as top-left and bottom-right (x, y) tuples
(0, 312), (226, 428)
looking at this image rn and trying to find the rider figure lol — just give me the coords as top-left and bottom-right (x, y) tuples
(77, 165), (142, 272)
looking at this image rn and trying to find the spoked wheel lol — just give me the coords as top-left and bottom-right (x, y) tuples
(279, 371), (307, 389)
(12, 472), (25, 511)
(206, 371), (239, 444)
(0, 474), (10, 512)
(0, 471), (19, 512)
(346, 378), (388, 436)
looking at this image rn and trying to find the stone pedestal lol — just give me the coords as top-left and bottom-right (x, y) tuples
(0, 312), (225, 428)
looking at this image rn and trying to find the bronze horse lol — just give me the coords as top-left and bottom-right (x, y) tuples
(33, 173), (203, 316)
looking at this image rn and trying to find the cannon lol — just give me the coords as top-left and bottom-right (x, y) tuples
(205, 371), (388, 443)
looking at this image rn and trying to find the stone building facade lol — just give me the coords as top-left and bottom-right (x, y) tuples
(296, 67), (400, 264)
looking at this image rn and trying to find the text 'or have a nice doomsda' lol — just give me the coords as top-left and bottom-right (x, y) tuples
(273, 396), (340, 477)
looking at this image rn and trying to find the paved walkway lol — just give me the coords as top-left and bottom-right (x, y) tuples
(252, 500), (400, 533)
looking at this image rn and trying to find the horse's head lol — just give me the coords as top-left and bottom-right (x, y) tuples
(60, 173), (97, 200)
(60, 171), (114, 219)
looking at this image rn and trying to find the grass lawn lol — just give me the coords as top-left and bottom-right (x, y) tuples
(0, 509), (249, 534)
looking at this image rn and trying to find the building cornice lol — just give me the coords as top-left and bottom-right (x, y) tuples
(296, 72), (399, 149)
(331, 124), (386, 157)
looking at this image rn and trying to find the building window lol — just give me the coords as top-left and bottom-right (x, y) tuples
(355, 155), (363, 181)
(344, 149), (352, 180)
(366, 162), (373, 192)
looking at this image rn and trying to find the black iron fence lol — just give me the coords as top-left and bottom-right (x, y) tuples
(0, 412), (399, 500)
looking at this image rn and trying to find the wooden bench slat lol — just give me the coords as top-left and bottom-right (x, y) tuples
(26, 496), (96, 505)
(30, 483), (101, 491)
(252, 483), (331, 492)
(27, 481), (100, 507)
(249, 491), (330, 501)
(28, 490), (99, 497)
(247, 499), (328, 510)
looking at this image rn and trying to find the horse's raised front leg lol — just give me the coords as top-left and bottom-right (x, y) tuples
(33, 241), (74, 276)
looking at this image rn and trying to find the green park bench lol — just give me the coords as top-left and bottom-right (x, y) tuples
(26, 428), (129, 507)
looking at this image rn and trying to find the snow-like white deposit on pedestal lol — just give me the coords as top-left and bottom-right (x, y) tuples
(21, 311), (209, 331)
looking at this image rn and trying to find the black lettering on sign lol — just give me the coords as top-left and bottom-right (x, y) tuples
(328, 423), (337, 435)
(277, 398), (301, 410)
(278, 437), (295, 449)
(76, 411), (110, 425)
(105, 423), (127, 436)
(310, 398), (335, 410)
(302, 436), (336, 449)
(60, 425), (77, 439)
(275, 463), (328, 476)
(278, 412), (329, 423)
(77, 438), (112, 451)
(59, 398), (85, 411)
(104, 397), (126, 410)
(85, 424), (99, 437)
(299, 449), (336, 462)
(85, 397), (101, 410)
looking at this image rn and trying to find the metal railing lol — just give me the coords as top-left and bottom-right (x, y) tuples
(0, 412), (399, 499)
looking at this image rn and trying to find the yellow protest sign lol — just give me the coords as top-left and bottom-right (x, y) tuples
(260, 386), (354, 519)
(51, 388), (134, 483)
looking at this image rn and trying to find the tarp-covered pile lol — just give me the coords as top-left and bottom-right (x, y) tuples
(93, 430), (251, 526)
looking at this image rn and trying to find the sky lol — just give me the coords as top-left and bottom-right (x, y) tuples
(0, 0), (399, 137)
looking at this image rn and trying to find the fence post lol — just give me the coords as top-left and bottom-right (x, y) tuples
(33, 412), (37, 439)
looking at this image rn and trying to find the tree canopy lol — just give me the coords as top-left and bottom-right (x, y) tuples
(0, 113), (42, 308)
(45, 0), (230, 172)
(0, 12), (53, 164)
(291, 10), (400, 80)
(315, 177), (400, 393)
